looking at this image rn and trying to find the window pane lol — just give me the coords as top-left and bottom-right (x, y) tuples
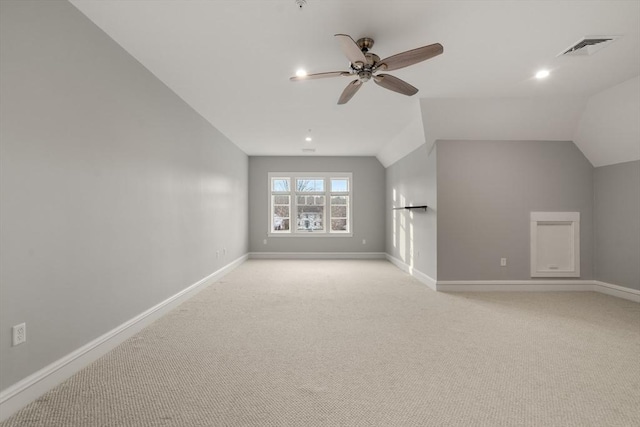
(273, 201), (289, 229)
(274, 205), (289, 217)
(331, 179), (349, 192)
(273, 218), (289, 231)
(330, 194), (348, 233)
(272, 178), (290, 192)
(273, 195), (290, 207)
(300, 195), (325, 206)
(331, 219), (348, 231)
(331, 195), (347, 205)
(296, 178), (324, 192)
(274, 195), (289, 204)
(297, 206), (324, 231)
(272, 193), (290, 233)
(331, 205), (347, 218)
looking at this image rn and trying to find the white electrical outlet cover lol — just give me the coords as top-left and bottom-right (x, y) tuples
(12, 323), (26, 346)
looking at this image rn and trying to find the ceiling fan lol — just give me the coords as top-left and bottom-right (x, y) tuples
(290, 34), (443, 105)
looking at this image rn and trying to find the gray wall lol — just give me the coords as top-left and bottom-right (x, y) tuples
(249, 157), (385, 253)
(0, 1), (248, 389)
(436, 140), (594, 281)
(594, 161), (640, 290)
(385, 144), (437, 279)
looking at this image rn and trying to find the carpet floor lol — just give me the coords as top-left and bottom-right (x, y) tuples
(2, 259), (639, 426)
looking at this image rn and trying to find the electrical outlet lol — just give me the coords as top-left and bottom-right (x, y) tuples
(263, 239), (267, 245)
(362, 239), (366, 245)
(12, 323), (26, 346)
(500, 258), (507, 267)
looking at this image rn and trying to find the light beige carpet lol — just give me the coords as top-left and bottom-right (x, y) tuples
(2, 260), (639, 426)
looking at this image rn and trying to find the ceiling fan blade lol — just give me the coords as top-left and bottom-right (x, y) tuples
(373, 74), (418, 96)
(290, 71), (351, 81)
(335, 34), (367, 67)
(375, 43), (443, 72)
(337, 79), (363, 105)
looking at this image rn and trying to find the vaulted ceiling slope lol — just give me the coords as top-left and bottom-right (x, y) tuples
(69, 1), (639, 167)
(380, 75), (639, 168)
(574, 76), (640, 167)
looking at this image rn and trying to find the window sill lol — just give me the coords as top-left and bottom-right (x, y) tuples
(268, 232), (353, 238)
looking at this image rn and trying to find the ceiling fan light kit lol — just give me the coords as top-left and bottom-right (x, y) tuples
(290, 34), (443, 104)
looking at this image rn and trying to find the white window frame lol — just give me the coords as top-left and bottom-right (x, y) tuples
(268, 172), (353, 237)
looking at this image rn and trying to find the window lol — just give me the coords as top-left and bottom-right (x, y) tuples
(269, 173), (352, 236)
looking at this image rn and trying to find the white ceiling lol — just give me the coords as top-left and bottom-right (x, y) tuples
(70, 0), (640, 166)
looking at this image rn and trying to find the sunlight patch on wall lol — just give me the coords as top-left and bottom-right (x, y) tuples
(399, 194), (406, 262)
(392, 188), (397, 248)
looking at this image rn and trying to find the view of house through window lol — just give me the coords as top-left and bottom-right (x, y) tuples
(269, 173), (352, 235)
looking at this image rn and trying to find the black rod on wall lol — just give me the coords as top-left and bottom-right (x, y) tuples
(392, 205), (428, 212)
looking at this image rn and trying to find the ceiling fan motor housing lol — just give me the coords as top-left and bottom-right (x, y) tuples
(358, 70), (372, 82)
(366, 52), (380, 66)
(351, 39), (380, 82)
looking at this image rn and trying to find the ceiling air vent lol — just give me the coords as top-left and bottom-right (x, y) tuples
(558, 36), (620, 57)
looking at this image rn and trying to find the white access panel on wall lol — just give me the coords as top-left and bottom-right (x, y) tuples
(530, 212), (580, 277)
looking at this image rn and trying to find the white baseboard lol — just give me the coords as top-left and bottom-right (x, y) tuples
(385, 254), (437, 291)
(593, 281), (640, 303)
(249, 252), (386, 260)
(436, 280), (593, 292)
(384, 253), (639, 303)
(0, 254), (248, 422)
(436, 280), (639, 302)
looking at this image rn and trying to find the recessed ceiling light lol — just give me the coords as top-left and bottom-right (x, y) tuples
(296, 69), (307, 77)
(305, 136), (312, 142)
(535, 69), (550, 79)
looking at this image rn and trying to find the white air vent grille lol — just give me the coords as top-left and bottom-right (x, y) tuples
(559, 36), (620, 57)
